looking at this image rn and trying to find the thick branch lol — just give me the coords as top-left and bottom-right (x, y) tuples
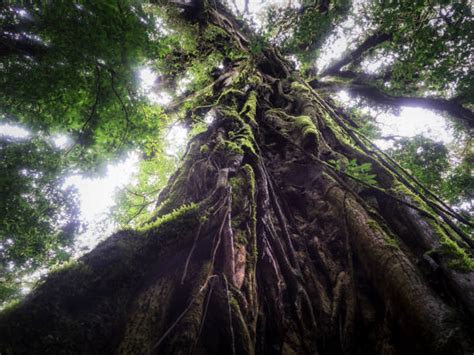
(0, 36), (47, 57)
(332, 69), (393, 82)
(320, 32), (391, 77)
(167, 0), (200, 8)
(312, 80), (474, 129)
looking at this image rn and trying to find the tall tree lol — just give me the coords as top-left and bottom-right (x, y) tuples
(0, 1), (473, 354)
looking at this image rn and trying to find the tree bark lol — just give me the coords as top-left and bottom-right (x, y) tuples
(1, 2), (473, 354)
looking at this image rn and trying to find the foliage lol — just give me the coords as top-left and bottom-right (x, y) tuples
(330, 158), (377, 186)
(112, 155), (177, 228)
(0, 136), (81, 304)
(0, 1), (166, 169)
(388, 135), (449, 191)
(111, 115), (211, 229)
(306, 0), (473, 130)
(388, 135), (473, 216)
(264, 0), (351, 65)
(369, 1), (473, 101)
(0, 0), (172, 305)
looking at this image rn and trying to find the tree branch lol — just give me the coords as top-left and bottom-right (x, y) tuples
(167, 0), (200, 8)
(312, 80), (474, 129)
(320, 31), (392, 77)
(0, 36), (47, 58)
(333, 69), (393, 82)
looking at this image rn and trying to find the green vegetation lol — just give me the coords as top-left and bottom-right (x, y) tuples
(240, 91), (258, 124)
(0, 136), (81, 302)
(264, 0), (350, 65)
(387, 135), (473, 218)
(294, 115), (318, 150)
(438, 232), (474, 271)
(0, 2), (166, 167)
(138, 203), (199, 235)
(370, 1), (473, 102)
(305, 1), (473, 130)
(330, 158), (377, 186)
(112, 155), (178, 228)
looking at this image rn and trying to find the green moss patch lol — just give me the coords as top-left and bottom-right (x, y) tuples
(294, 115), (318, 150)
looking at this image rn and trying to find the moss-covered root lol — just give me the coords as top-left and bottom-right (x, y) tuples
(293, 115), (319, 151)
(379, 184), (474, 317)
(391, 184), (474, 272)
(322, 173), (474, 353)
(240, 90), (257, 124)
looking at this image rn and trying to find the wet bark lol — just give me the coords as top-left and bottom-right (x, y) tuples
(1, 2), (473, 354)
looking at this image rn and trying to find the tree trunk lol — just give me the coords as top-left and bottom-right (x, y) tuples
(1, 3), (473, 354)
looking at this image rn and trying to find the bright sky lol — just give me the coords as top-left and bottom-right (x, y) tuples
(0, 124), (30, 139)
(64, 152), (140, 252)
(335, 91), (454, 150)
(315, 0), (371, 72)
(232, 0), (296, 25)
(139, 67), (172, 105)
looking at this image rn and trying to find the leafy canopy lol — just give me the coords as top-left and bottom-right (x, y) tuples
(0, 135), (80, 302)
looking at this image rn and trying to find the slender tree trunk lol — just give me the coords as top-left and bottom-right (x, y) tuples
(1, 2), (473, 354)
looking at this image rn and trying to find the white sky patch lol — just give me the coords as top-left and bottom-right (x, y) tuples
(376, 107), (453, 144)
(0, 124), (30, 139)
(204, 110), (216, 124)
(17, 9), (29, 17)
(65, 151), (140, 252)
(361, 51), (397, 74)
(286, 55), (301, 70)
(177, 76), (192, 96)
(233, 0), (299, 29)
(335, 91), (454, 150)
(139, 67), (172, 105)
(14, 8), (33, 21)
(165, 124), (189, 156)
(51, 133), (72, 149)
(152, 16), (172, 37)
(139, 66), (156, 91)
(316, 0), (372, 73)
(1, 124), (72, 149)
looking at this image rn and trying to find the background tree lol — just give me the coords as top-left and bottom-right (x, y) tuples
(0, 0), (473, 354)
